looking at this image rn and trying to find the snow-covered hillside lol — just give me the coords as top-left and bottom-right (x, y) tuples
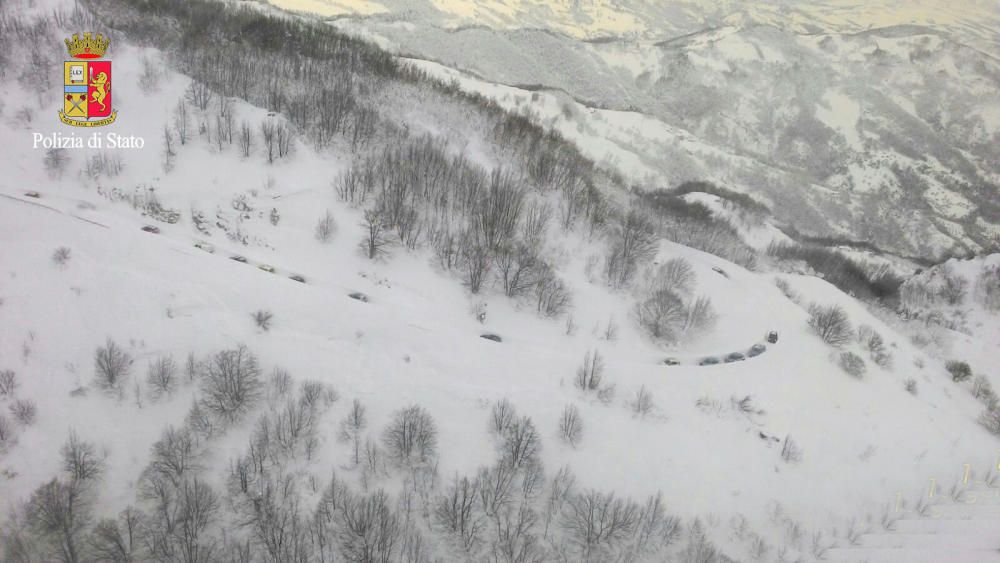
(2, 0), (1000, 560)
(306, 4), (1000, 261)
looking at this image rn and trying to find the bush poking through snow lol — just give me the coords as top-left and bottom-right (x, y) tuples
(502, 415), (540, 469)
(807, 303), (853, 347)
(10, 399), (37, 425)
(315, 210), (336, 243)
(51, 247), (71, 267)
(630, 386), (655, 418)
(946, 360), (972, 382)
(0, 369), (16, 396)
(0, 415), (12, 447)
(490, 398), (516, 436)
(575, 350), (616, 404)
(94, 338), (133, 392)
(61, 431), (104, 483)
(383, 404), (438, 466)
(839, 352), (867, 378)
(252, 310), (274, 331)
(201, 345), (263, 423)
(905, 378), (918, 395)
(559, 404), (583, 447)
(146, 355), (177, 399)
(979, 408), (1000, 436)
(973, 376), (999, 410)
(781, 435), (803, 463)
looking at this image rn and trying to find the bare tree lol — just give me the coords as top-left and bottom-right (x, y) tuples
(201, 346), (262, 422)
(807, 303), (852, 347)
(89, 507), (144, 562)
(477, 462), (516, 519)
(52, 247), (72, 267)
(26, 478), (91, 563)
(186, 80), (213, 111)
(435, 475), (483, 551)
(490, 398), (516, 436)
(606, 209), (658, 288)
(637, 289), (686, 342)
(147, 426), (200, 487)
(238, 121), (253, 157)
(10, 399), (37, 425)
(382, 405), (438, 466)
(362, 208), (389, 260)
(575, 350), (604, 393)
(337, 490), (400, 563)
(315, 210), (337, 243)
(252, 310), (274, 332)
(781, 435), (803, 463)
(94, 338), (133, 391)
(629, 386), (655, 418)
(558, 404), (583, 448)
(339, 399), (367, 467)
(502, 416), (540, 469)
(147, 355), (177, 400)
(560, 490), (639, 559)
(174, 478), (220, 563)
(174, 99), (190, 145)
(0, 369), (17, 396)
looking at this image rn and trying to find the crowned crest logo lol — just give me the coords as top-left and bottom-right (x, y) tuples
(60, 33), (117, 127)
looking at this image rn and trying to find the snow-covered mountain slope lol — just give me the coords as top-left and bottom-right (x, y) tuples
(2, 0), (1000, 560)
(282, 4), (1000, 261)
(267, 0), (1000, 55)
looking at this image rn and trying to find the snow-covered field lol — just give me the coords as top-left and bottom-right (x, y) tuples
(1, 0), (999, 560)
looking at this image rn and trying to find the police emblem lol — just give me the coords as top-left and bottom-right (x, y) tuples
(60, 33), (117, 127)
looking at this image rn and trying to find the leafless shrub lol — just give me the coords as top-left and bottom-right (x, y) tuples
(575, 350), (604, 393)
(0, 369), (17, 396)
(88, 507), (144, 562)
(51, 247), (71, 267)
(252, 310), (274, 331)
(337, 490), (401, 562)
(807, 303), (852, 347)
(0, 415), (12, 447)
(147, 426), (200, 487)
(383, 405), (438, 466)
(61, 431), (104, 484)
(683, 296), (716, 336)
(146, 355), (177, 399)
(185, 400), (216, 442)
(315, 210), (336, 243)
(973, 376), (998, 409)
(979, 407), (1000, 436)
(774, 277), (799, 302)
(201, 346), (262, 422)
(561, 490), (639, 558)
(606, 209), (658, 289)
(10, 399), (37, 425)
(502, 415), (541, 469)
(839, 351), (866, 378)
(361, 208), (390, 259)
(780, 435), (802, 463)
(946, 360), (972, 382)
(94, 338), (133, 391)
(558, 404), (583, 447)
(435, 475), (483, 551)
(636, 288), (686, 342)
(653, 259), (695, 296)
(630, 386), (655, 418)
(44, 148), (70, 179)
(535, 267), (571, 317)
(904, 378), (918, 395)
(25, 478), (91, 562)
(339, 398), (368, 467)
(477, 462), (516, 519)
(490, 398), (516, 436)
